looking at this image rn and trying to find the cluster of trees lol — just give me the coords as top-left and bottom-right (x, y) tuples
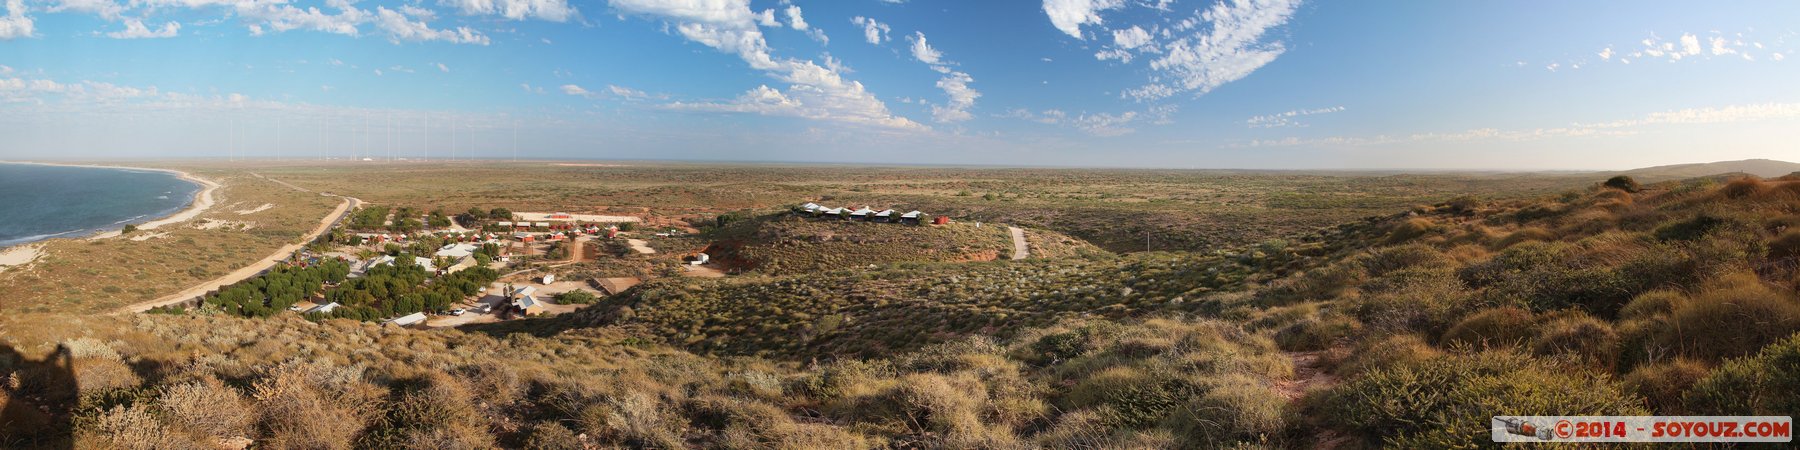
(314, 259), (499, 321)
(203, 259), (352, 317)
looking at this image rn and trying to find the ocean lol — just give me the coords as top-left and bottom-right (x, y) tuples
(0, 163), (201, 246)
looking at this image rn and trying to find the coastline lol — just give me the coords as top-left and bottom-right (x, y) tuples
(0, 161), (219, 269)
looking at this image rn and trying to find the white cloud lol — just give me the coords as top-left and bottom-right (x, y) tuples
(1597, 47), (1613, 60)
(436, 62), (450, 72)
(374, 6), (489, 45)
(608, 0), (920, 130)
(442, 0), (578, 22)
(49, 0), (124, 21)
(520, 83), (545, 94)
(0, 0), (34, 39)
(1123, 0), (1302, 101)
(238, 0), (368, 37)
(560, 84), (596, 98)
(1679, 33), (1701, 55)
(908, 32), (942, 65)
(1709, 36), (1736, 56)
(756, 8), (778, 27)
(850, 16), (888, 44)
(1775, 52), (1787, 61)
(106, 19), (180, 39)
(931, 70), (978, 123)
(1002, 107), (1160, 137)
(1245, 105), (1344, 128)
(1112, 25), (1151, 49)
(783, 5), (807, 30)
(1042, 0), (1123, 39)
(0, 65), (11, 75)
(607, 84), (647, 99)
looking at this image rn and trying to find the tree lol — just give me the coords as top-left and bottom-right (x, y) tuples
(122, 224), (138, 233)
(489, 208), (513, 220)
(1603, 175), (1641, 193)
(556, 290), (599, 305)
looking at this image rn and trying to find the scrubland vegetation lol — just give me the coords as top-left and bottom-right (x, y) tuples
(701, 212), (1094, 275)
(6, 163), (1800, 448)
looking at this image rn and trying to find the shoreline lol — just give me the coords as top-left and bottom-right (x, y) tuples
(0, 161), (219, 268)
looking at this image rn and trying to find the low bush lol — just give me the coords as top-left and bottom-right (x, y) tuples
(1529, 312), (1617, 368)
(1321, 351), (1646, 447)
(1665, 274), (1800, 360)
(1684, 332), (1800, 415)
(1622, 358), (1711, 414)
(1440, 307), (1536, 349)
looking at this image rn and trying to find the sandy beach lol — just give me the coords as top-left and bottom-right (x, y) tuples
(0, 244), (43, 272)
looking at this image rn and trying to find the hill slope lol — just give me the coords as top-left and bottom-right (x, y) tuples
(1617, 158), (1800, 181)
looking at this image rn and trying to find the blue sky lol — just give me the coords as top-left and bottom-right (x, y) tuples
(1, 0), (1798, 169)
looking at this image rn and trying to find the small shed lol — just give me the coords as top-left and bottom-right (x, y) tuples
(799, 202), (822, 214)
(822, 207), (846, 219)
(850, 207), (874, 220)
(542, 273), (557, 284)
(387, 312), (428, 327)
(873, 209), (896, 222)
(900, 210), (924, 225)
(497, 221), (514, 227)
(513, 295), (545, 316)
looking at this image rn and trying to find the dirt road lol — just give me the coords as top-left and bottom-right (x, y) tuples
(115, 195), (360, 314)
(626, 238), (656, 254)
(1008, 226), (1029, 260)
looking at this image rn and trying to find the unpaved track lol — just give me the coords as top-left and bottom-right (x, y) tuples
(115, 195), (359, 314)
(626, 238), (656, 254)
(1007, 226), (1029, 260)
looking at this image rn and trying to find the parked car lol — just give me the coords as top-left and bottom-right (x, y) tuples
(449, 309), (466, 316)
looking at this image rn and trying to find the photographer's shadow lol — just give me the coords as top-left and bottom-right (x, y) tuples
(0, 343), (76, 450)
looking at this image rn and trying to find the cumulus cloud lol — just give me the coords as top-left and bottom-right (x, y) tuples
(436, 62), (450, 72)
(106, 19), (180, 39)
(49, 0), (124, 20)
(850, 16), (888, 44)
(374, 6), (489, 44)
(1125, 0), (1301, 101)
(0, 0), (34, 39)
(908, 32), (942, 65)
(1112, 25), (1151, 49)
(608, 0), (920, 130)
(1042, 0), (1123, 39)
(1679, 33), (1701, 55)
(441, 0), (578, 22)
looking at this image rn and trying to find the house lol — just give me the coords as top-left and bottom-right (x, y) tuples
(362, 255), (435, 273)
(435, 243), (481, 259)
(387, 312), (428, 327)
(850, 207), (874, 220)
(445, 256), (479, 274)
(900, 210), (924, 225)
(533, 222), (552, 228)
(822, 207), (846, 219)
(513, 294), (545, 316)
(873, 209), (896, 223)
(798, 202), (822, 214)
(304, 302), (341, 315)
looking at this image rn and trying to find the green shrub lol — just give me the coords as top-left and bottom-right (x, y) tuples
(1666, 275), (1800, 360)
(523, 422), (585, 450)
(1767, 229), (1800, 261)
(1603, 175), (1641, 193)
(555, 290), (598, 305)
(1619, 290), (1686, 320)
(1273, 315), (1361, 352)
(1322, 351), (1646, 448)
(1622, 358), (1711, 414)
(1163, 373), (1285, 445)
(1064, 366), (1183, 429)
(1684, 332), (1800, 415)
(1529, 312), (1617, 368)
(1440, 307), (1536, 349)
(1334, 333), (1441, 377)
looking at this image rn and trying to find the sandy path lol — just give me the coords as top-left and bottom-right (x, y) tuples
(88, 171), (220, 240)
(626, 238), (656, 254)
(115, 195), (359, 314)
(1008, 226), (1030, 260)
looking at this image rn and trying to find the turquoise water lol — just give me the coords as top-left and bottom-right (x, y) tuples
(0, 163), (201, 246)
